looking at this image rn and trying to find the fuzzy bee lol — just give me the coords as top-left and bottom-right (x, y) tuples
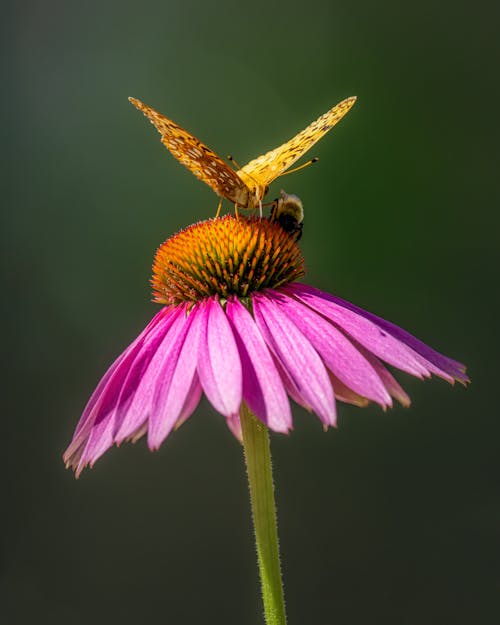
(270, 190), (304, 240)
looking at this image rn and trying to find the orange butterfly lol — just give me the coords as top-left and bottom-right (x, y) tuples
(129, 96), (356, 211)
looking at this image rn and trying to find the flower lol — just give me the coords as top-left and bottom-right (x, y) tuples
(64, 215), (468, 477)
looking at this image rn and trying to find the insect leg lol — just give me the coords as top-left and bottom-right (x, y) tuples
(215, 199), (222, 218)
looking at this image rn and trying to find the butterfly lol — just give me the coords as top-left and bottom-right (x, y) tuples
(129, 95), (356, 211)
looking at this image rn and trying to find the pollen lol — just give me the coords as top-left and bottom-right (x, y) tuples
(152, 216), (305, 305)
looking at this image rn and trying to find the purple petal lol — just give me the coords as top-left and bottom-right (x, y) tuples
(77, 309), (181, 470)
(197, 297), (242, 418)
(226, 414), (243, 441)
(174, 376), (203, 431)
(128, 421), (148, 443)
(78, 410), (118, 472)
(329, 374), (369, 407)
(72, 308), (171, 440)
(269, 352), (313, 411)
(337, 294), (468, 383)
(111, 311), (182, 442)
(289, 283), (468, 383)
(351, 342), (411, 408)
(148, 305), (202, 449)
(64, 308), (175, 474)
(226, 297), (292, 433)
(269, 290), (392, 407)
(285, 284), (435, 379)
(253, 292), (336, 427)
(111, 305), (186, 444)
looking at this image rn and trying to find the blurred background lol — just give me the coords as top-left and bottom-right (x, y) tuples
(3, 0), (499, 623)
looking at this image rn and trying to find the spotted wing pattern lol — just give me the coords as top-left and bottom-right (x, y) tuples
(238, 96), (357, 190)
(129, 97), (250, 206)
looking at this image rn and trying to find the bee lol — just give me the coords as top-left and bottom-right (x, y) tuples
(270, 190), (304, 240)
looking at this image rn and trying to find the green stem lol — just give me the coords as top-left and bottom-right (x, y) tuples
(240, 403), (287, 625)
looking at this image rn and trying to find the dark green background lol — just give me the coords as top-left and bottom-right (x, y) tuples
(3, 0), (499, 623)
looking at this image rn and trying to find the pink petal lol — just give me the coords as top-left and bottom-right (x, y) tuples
(352, 343), (411, 408)
(253, 293), (336, 427)
(285, 283), (432, 378)
(197, 297), (242, 418)
(226, 297), (292, 433)
(226, 414), (243, 441)
(112, 305), (186, 443)
(269, 353), (313, 411)
(174, 376), (203, 431)
(111, 312), (181, 442)
(72, 308), (171, 440)
(128, 421), (149, 443)
(270, 290), (392, 407)
(288, 283), (467, 384)
(332, 291), (468, 383)
(329, 373), (369, 407)
(148, 305), (202, 449)
(65, 308), (175, 474)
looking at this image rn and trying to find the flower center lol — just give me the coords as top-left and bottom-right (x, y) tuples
(152, 215), (305, 305)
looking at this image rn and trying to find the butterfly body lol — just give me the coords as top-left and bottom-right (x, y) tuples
(129, 95), (356, 211)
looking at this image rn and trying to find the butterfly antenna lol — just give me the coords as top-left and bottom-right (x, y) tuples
(227, 155), (243, 170)
(229, 155), (266, 213)
(229, 155), (263, 194)
(280, 157), (319, 177)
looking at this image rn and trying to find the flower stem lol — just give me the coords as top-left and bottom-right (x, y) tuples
(240, 403), (287, 625)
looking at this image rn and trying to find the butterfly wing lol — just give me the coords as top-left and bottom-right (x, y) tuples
(129, 98), (250, 206)
(238, 96), (357, 190)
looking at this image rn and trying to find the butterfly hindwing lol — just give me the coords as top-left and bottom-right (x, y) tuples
(129, 97), (249, 206)
(238, 97), (357, 189)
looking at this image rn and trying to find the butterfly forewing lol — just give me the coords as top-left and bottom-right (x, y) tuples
(238, 96), (357, 189)
(129, 98), (250, 206)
